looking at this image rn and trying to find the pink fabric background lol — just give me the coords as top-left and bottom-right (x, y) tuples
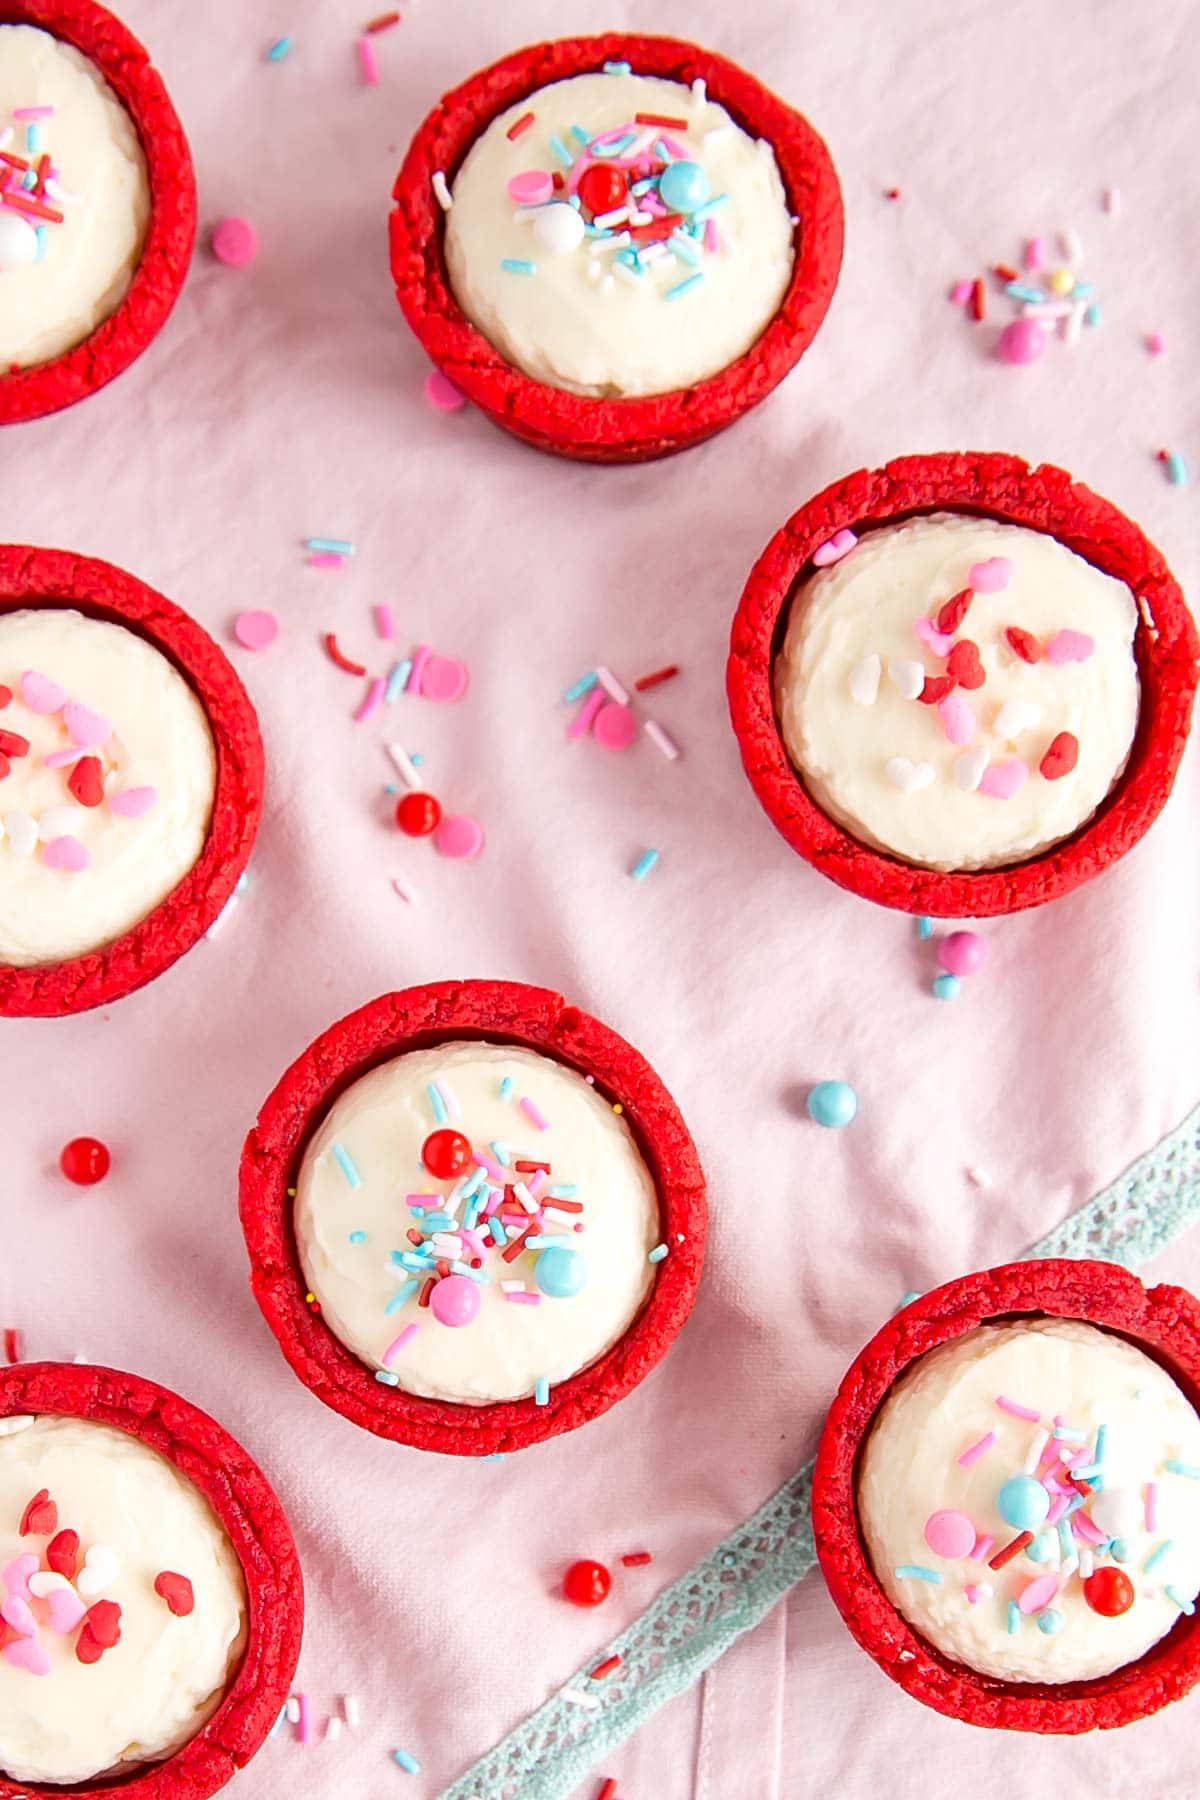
(4, 0), (1200, 1794)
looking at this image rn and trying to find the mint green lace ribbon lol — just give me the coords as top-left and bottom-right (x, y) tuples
(444, 1100), (1200, 1799)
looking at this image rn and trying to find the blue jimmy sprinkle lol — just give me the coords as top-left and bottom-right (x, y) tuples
(501, 257), (536, 275)
(894, 1565), (941, 1583)
(331, 1142), (361, 1189)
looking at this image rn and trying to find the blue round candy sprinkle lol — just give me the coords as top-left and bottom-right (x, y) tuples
(932, 974), (961, 1002)
(535, 1245), (588, 1299)
(806, 1081), (858, 1129)
(1110, 1537), (1130, 1563)
(1026, 1530), (1056, 1565)
(1036, 1607), (1065, 1635)
(996, 1474), (1051, 1531)
(658, 159), (710, 214)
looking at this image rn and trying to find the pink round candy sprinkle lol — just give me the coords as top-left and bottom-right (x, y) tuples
(63, 700), (111, 748)
(424, 369), (466, 412)
(923, 1510), (976, 1560)
(419, 654), (469, 702)
(109, 786), (157, 819)
(233, 609), (279, 651)
(41, 835), (90, 872)
(1045, 629), (1095, 665)
(19, 670), (67, 714)
(968, 557), (1013, 593)
(938, 693), (975, 746)
(429, 1273), (482, 1328)
(593, 701), (637, 751)
(211, 216), (259, 267)
(1019, 1572), (1062, 1615)
(997, 318), (1046, 365)
(507, 170), (554, 206)
(937, 930), (988, 977)
(435, 813), (484, 860)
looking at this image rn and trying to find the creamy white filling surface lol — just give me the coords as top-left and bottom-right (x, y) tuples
(295, 1041), (660, 1404)
(0, 1416), (247, 1785)
(858, 1320), (1200, 1683)
(0, 608), (217, 969)
(444, 71), (794, 397)
(775, 513), (1141, 870)
(0, 25), (151, 369)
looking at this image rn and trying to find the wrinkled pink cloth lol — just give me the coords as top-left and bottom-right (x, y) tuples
(4, 0), (1200, 1796)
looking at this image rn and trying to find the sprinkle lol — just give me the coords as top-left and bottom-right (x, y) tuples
(970, 276), (986, 321)
(603, 60), (632, 74)
(506, 111), (536, 141)
(534, 1376), (550, 1406)
(1144, 1539), (1174, 1575)
(354, 676), (385, 723)
(1164, 451), (1188, 487)
(644, 720), (680, 761)
(383, 1324), (419, 1364)
(432, 171), (452, 211)
(341, 1695), (361, 1727)
(989, 1532), (1033, 1570)
(665, 272), (704, 301)
(648, 1244), (669, 1264)
(1103, 187), (1121, 214)
(500, 1076), (515, 1101)
(1165, 1587), (1196, 1615)
(548, 134), (574, 167)
(563, 1687), (601, 1710)
(1024, 1429), (1050, 1474)
(308, 551), (344, 570)
(1005, 281), (1047, 304)
(392, 1747), (421, 1774)
(1146, 1483), (1158, 1531)
(270, 1705), (287, 1737)
(1072, 1463), (1104, 1481)
(501, 257), (536, 275)
(3, 1328), (23, 1364)
(631, 848), (660, 881)
(384, 1280), (419, 1315)
(365, 9), (401, 29)
(957, 1431), (997, 1467)
(519, 1097), (549, 1132)
(309, 536), (358, 559)
(564, 671), (598, 702)
(1166, 1460), (1200, 1479)
(348, 1230), (367, 1244)
(358, 35), (380, 83)
(622, 1551), (653, 1567)
(286, 1697), (300, 1724)
(1146, 329), (1166, 356)
(971, 1534), (994, 1562)
(596, 665), (630, 705)
(386, 660), (413, 701)
(324, 633), (367, 676)
(12, 106), (53, 120)
(894, 1565), (941, 1583)
(331, 1142), (362, 1188)
(375, 1369), (400, 1385)
(296, 1693), (312, 1745)
(996, 1396), (1041, 1422)
(390, 876), (416, 904)
(590, 1654), (622, 1679)
(1007, 1600), (1021, 1635)
(325, 1716), (343, 1742)
(1053, 1423), (1086, 1442)
(374, 603), (396, 641)
(634, 664), (679, 692)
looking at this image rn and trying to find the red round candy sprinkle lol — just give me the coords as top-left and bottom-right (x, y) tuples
(1083, 1566), (1135, 1617)
(562, 1558), (612, 1607)
(421, 1129), (472, 1180)
(578, 164), (627, 217)
(59, 1137), (111, 1185)
(395, 791), (442, 837)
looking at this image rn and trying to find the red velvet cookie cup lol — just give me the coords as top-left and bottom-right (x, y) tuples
(727, 452), (1199, 916)
(240, 980), (707, 1456)
(812, 1259), (1200, 1733)
(0, 0), (196, 425)
(0, 1360), (302, 1799)
(390, 34), (843, 463)
(0, 545), (264, 1017)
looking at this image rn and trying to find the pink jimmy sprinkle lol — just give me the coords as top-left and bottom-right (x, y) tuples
(659, 134), (690, 158)
(506, 1291), (541, 1305)
(995, 1396), (1041, 1422)
(358, 35), (380, 85)
(519, 1097), (550, 1132)
(459, 1228), (487, 1258)
(383, 1324), (419, 1365)
(408, 644), (430, 692)
(527, 1169), (548, 1198)
(1046, 1494), (1070, 1525)
(475, 1152), (504, 1183)
(568, 687), (605, 740)
(1071, 1512), (1107, 1546)
(407, 1193), (439, 1207)
(1146, 1482), (1159, 1532)
(950, 278), (974, 305)
(971, 1533), (994, 1562)
(565, 157), (592, 195)
(12, 107), (53, 119)
(309, 552), (345, 570)
(374, 603), (395, 640)
(964, 1583), (981, 1605)
(591, 120), (640, 147)
(957, 1431), (997, 1467)
(296, 1693), (313, 1746)
(353, 676), (385, 724)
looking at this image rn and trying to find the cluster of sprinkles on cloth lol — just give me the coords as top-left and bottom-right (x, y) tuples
(563, 660), (682, 881)
(293, 1041), (663, 1405)
(773, 512), (1141, 871)
(858, 1318), (1200, 1683)
(0, 24), (150, 369)
(950, 225), (1102, 364)
(441, 68), (794, 396)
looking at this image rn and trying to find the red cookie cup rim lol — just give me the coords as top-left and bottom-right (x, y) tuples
(727, 451), (1200, 917)
(812, 1259), (1200, 1732)
(0, 1360), (303, 1799)
(0, 544), (265, 1017)
(389, 33), (844, 464)
(0, 0), (197, 426)
(240, 980), (708, 1456)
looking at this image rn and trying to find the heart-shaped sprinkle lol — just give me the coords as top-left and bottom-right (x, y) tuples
(76, 1544), (118, 1598)
(109, 785), (157, 819)
(47, 1586), (87, 1635)
(0, 684), (10, 708)
(19, 1490), (57, 1537)
(2, 1554), (38, 1601)
(1005, 626), (1042, 664)
(938, 694), (976, 746)
(42, 836), (90, 873)
(887, 658), (925, 701)
(154, 1571), (195, 1617)
(812, 528), (858, 567)
(885, 756), (937, 794)
(968, 557), (1013, 593)
(68, 755), (105, 808)
(953, 746), (990, 792)
(1046, 628), (1095, 664)
(3, 810), (37, 857)
(914, 618), (954, 657)
(947, 640), (986, 689)
(38, 805), (85, 843)
(28, 1571), (69, 1598)
(19, 670), (67, 714)
(75, 1625), (103, 1665)
(0, 729), (29, 758)
(63, 701), (112, 749)
(1040, 731), (1080, 780)
(3, 1635), (50, 1675)
(83, 1598), (121, 1648)
(994, 699), (1042, 738)
(919, 673), (956, 705)
(1, 1595), (37, 1637)
(936, 587), (974, 635)
(848, 654), (881, 705)
(979, 757), (1029, 800)
(47, 1529), (80, 1580)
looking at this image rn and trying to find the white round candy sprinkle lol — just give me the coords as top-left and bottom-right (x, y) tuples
(533, 203), (586, 256)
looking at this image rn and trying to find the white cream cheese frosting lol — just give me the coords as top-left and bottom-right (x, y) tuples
(295, 1041), (661, 1404)
(775, 513), (1140, 870)
(0, 25), (151, 369)
(858, 1319), (1200, 1683)
(0, 1415), (246, 1785)
(0, 608), (217, 969)
(443, 71), (794, 397)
